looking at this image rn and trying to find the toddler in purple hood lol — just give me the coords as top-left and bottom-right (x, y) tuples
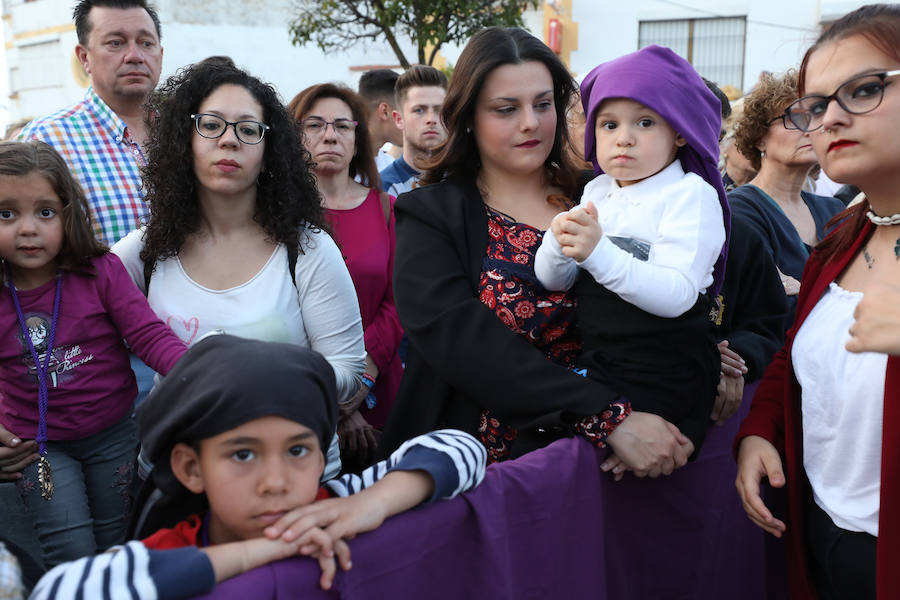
(535, 45), (730, 462)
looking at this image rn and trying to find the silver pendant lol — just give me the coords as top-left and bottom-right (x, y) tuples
(38, 455), (53, 501)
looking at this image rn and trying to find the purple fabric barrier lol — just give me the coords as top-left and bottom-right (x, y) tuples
(193, 382), (786, 600)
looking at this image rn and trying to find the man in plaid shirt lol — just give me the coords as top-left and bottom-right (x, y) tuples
(20, 0), (163, 245)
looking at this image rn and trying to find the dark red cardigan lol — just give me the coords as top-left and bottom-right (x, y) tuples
(736, 219), (899, 599)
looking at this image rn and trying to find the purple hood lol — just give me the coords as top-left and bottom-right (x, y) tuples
(580, 44), (730, 296)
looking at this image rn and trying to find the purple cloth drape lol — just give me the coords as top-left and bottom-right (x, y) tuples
(192, 382), (786, 599)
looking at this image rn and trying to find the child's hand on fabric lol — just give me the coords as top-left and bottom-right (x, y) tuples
(266, 492), (389, 549)
(557, 203), (603, 262)
(265, 470), (432, 546)
(264, 470), (433, 587)
(302, 534), (352, 590)
(203, 528), (351, 590)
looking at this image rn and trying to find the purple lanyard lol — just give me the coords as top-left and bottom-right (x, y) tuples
(8, 273), (62, 462)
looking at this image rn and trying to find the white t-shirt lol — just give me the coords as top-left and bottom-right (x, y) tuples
(113, 228), (366, 479)
(535, 159), (725, 318)
(793, 282), (884, 535)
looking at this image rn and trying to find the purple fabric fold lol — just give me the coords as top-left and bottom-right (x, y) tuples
(580, 44), (731, 297)
(191, 384), (785, 599)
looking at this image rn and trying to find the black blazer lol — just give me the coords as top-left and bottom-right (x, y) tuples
(716, 212), (788, 382)
(379, 178), (621, 458)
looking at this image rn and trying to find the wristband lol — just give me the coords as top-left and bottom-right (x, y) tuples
(361, 373), (376, 389)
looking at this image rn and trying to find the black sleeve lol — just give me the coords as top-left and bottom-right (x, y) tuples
(717, 214), (789, 382)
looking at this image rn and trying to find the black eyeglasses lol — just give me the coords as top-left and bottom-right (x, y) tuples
(191, 113), (269, 144)
(785, 69), (900, 132)
(300, 117), (358, 137)
(767, 113), (801, 130)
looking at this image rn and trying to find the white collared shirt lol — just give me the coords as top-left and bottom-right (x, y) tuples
(535, 159), (724, 317)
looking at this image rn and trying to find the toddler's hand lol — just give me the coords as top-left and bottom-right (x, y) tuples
(549, 212), (568, 240)
(558, 203), (603, 262)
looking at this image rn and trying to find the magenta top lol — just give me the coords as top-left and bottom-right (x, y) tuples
(0, 253), (187, 440)
(325, 188), (402, 428)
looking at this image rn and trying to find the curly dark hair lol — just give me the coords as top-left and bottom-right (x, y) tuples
(140, 63), (325, 268)
(733, 70), (799, 171)
(421, 27), (578, 196)
(0, 141), (106, 285)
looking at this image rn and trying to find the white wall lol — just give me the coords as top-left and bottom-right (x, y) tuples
(570, 0), (869, 93)
(1, 0), (876, 133)
(159, 23), (414, 104)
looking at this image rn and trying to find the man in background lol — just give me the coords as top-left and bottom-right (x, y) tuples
(358, 69), (403, 173)
(19, 0), (163, 246)
(379, 65), (447, 197)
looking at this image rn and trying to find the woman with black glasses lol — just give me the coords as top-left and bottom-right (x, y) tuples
(288, 84), (403, 468)
(735, 4), (900, 599)
(110, 63), (366, 480)
(729, 70), (843, 323)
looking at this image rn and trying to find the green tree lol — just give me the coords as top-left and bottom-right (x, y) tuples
(289, 0), (540, 69)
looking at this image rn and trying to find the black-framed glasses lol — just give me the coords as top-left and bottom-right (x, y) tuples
(300, 117), (358, 137)
(767, 112), (801, 130)
(785, 69), (900, 132)
(191, 113), (269, 144)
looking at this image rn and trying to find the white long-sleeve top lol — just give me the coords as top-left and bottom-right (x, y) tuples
(113, 228), (366, 480)
(113, 227), (366, 404)
(534, 159), (725, 318)
(29, 430), (487, 600)
(793, 283), (884, 536)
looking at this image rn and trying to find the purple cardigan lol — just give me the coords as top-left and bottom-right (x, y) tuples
(0, 253), (186, 440)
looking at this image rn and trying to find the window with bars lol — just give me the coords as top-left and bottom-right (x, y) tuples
(11, 40), (63, 91)
(639, 16), (746, 92)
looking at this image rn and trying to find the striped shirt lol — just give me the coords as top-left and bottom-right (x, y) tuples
(30, 429), (487, 600)
(19, 87), (148, 245)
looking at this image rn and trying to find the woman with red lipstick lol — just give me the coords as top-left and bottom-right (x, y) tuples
(735, 5), (900, 598)
(379, 28), (692, 476)
(110, 63), (366, 481)
(730, 70), (843, 323)
(288, 84), (403, 468)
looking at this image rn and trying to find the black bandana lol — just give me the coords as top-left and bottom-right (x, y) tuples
(137, 334), (338, 499)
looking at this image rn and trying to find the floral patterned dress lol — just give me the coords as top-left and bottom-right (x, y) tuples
(476, 205), (629, 463)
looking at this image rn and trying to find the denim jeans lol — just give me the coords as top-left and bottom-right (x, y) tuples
(16, 415), (137, 568)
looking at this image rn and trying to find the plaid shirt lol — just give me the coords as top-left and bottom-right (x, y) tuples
(0, 542), (24, 600)
(19, 88), (148, 245)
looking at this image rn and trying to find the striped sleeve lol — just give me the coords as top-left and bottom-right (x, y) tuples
(29, 541), (214, 600)
(325, 429), (486, 502)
